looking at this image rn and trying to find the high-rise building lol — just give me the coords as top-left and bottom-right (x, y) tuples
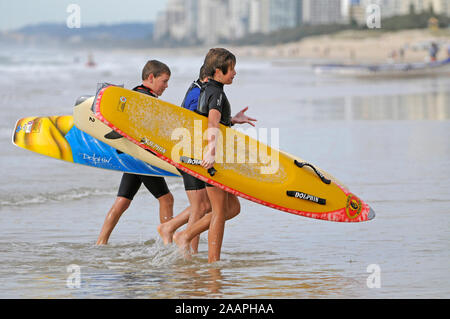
(248, 0), (299, 34)
(269, 0), (298, 31)
(346, 0), (401, 19)
(249, 0), (263, 33)
(155, 0), (450, 45)
(348, 1), (368, 25)
(302, 0), (343, 25)
(363, 0), (450, 17)
(196, 0), (231, 45)
(154, 0), (196, 42)
(342, 0), (450, 27)
(295, 0), (303, 26)
(408, 0), (450, 16)
(441, 0), (450, 16)
(248, 0), (270, 34)
(154, 10), (168, 40)
(228, 0), (251, 40)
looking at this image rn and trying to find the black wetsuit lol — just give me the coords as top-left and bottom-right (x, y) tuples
(197, 79), (232, 127)
(117, 85), (170, 200)
(183, 79), (231, 188)
(177, 79), (232, 190)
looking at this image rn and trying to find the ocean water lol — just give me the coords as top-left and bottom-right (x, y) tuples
(0, 47), (449, 299)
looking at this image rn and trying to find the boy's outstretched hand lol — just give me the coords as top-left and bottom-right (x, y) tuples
(231, 107), (257, 127)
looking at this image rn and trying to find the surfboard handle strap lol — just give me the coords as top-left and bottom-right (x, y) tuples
(286, 191), (326, 205)
(180, 156), (217, 177)
(91, 82), (124, 113)
(294, 160), (331, 185)
(104, 130), (124, 140)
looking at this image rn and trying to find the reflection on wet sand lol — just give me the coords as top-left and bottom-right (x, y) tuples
(171, 265), (226, 298)
(298, 90), (450, 121)
(89, 248), (357, 298)
(166, 251), (357, 298)
(228, 269), (356, 299)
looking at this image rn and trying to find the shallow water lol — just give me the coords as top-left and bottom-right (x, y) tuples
(0, 47), (449, 298)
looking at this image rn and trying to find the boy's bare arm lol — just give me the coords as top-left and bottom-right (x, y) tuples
(202, 109), (221, 169)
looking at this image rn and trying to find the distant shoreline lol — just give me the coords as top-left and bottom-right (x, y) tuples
(115, 29), (450, 64)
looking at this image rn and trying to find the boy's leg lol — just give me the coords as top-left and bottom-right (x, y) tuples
(186, 189), (211, 253)
(157, 192), (174, 224)
(206, 186), (228, 263)
(96, 196), (131, 245)
(97, 173), (140, 245)
(173, 170), (211, 253)
(173, 191), (239, 256)
(157, 206), (191, 244)
(141, 176), (174, 228)
(173, 210), (211, 256)
(226, 193), (240, 220)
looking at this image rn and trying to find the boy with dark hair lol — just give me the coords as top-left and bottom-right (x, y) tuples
(96, 60), (175, 245)
(173, 48), (256, 262)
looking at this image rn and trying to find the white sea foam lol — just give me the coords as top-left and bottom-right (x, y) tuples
(0, 187), (116, 208)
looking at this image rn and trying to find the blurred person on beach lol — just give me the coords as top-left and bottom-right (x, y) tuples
(86, 53), (96, 68)
(96, 60), (175, 245)
(429, 42), (439, 62)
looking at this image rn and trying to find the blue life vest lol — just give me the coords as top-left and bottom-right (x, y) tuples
(181, 79), (203, 111)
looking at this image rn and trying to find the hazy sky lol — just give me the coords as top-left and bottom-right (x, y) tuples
(0, 0), (168, 31)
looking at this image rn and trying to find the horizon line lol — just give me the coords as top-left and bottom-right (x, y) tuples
(1, 20), (155, 33)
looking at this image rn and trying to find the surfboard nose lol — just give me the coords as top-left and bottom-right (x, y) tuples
(368, 207), (376, 220)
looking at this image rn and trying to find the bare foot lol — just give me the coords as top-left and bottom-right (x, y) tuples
(157, 223), (174, 245)
(173, 231), (191, 260)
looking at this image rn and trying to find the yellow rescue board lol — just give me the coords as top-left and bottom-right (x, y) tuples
(94, 85), (374, 222)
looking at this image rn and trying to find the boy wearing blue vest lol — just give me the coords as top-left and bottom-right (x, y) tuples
(157, 65), (211, 253)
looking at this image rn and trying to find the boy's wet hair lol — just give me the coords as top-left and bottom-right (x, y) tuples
(142, 60), (171, 81)
(199, 64), (208, 80)
(203, 48), (236, 77)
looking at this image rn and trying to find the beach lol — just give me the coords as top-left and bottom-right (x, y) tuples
(236, 29), (450, 62)
(133, 29), (450, 64)
(0, 38), (449, 298)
